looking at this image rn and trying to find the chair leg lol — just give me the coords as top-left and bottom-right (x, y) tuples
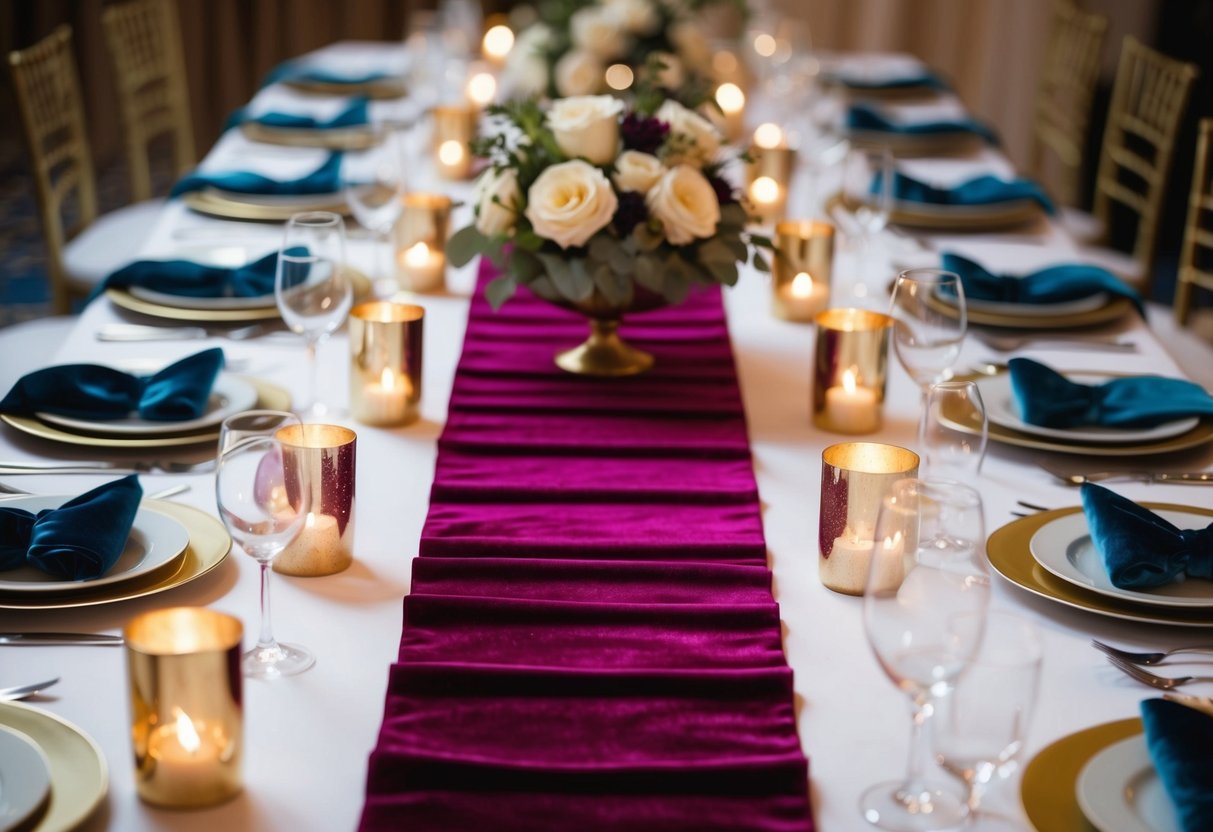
(1174, 270), (1193, 327)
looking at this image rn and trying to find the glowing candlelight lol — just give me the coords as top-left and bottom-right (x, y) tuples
(715, 82), (746, 140)
(482, 24), (514, 63)
(466, 71), (496, 108)
(753, 122), (784, 150)
(825, 366), (880, 434)
(750, 175), (779, 205)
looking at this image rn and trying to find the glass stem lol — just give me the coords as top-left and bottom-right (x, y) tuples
(258, 560), (276, 650)
(902, 698), (934, 800)
(305, 338), (318, 414)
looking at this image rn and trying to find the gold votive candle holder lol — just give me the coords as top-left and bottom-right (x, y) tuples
(772, 220), (834, 321)
(349, 301), (424, 427)
(275, 424), (357, 576)
(431, 104), (476, 179)
(818, 443), (919, 595)
(812, 308), (893, 434)
(395, 194), (451, 293)
(125, 607), (244, 809)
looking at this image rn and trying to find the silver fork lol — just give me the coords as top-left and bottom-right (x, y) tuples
(1092, 639), (1213, 666)
(1010, 500), (1053, 518)
(1106, 654), (1213, 689)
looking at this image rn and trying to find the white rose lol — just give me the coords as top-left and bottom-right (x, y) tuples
(570, 6), (627, 59)
(473, 167), (522, 236)
(605, 0), (660, 35)
(669, 21), (710, 71)
(503, 23), (553, 96)
(646, 164), (720, 245)
(525, 160), (619, 249)
(613, 150), (664, 194)
(655, 99), (720, 166)
(547, 95), (623, 165)
(555, 49), (605, 97)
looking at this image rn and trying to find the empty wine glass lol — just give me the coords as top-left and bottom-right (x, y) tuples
(933, 611), (1042, 830)
(890, 268), (967, 402)
(275, 211), (353, 420)
(921, 381), (988, 479)
(215, 410), (315, 679)
(843, 145), (894, 283)
(861, 478), (991, 831)
(344, 132), (407, 296)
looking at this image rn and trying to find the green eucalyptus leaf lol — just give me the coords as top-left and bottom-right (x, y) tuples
(510, 249), (544, 281)
(633, 255), (664, 292)
(706, 258), (738, 284)
(751, 250), (772, 273)
(447, 226), (487, 267)
(528, 274), (560, 301)
(484, 274), (518, 310)
(720, 202), (748, 228)
(588, 235), (616, 263)
(538, 252), (594, 302)
(592, 263), (633, 306)
(514, 229), (544, 252)
(697, 238), (735, 266)
(633, 223), (664, 252)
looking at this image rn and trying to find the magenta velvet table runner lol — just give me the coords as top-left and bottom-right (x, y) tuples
(358, 265), (813, 831)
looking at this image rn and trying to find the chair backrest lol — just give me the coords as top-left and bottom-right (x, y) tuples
(1093, 36), (1198, 292)
(7, 25), (97, 314)
(102, 0), (196, 202)
(1175, 118), (1213, 326)
(1029, 1), (1108, 208)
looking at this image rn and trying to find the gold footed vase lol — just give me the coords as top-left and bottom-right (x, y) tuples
(547, 289), (666, 377)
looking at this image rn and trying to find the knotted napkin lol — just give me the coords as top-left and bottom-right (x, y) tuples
(0, 348), (225, 422)
(1081, 482), (1213, 589)
(1140, 698), (1213, 832)
(92, 248), (294, 301)
(226, 98), (370, 131)
(0, 475), (142, 579)
(262, 61), (390, 88)
(170, 152), (343, 197)
(1008, 358), (1213, 429)
(941, 252), (1143, 315)
(875, 170), (1055, 214)
(847, 103), (997, 144)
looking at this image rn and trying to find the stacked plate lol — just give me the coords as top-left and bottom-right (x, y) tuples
(929, 286), (1133, 329)
(240, 120), (385, 151)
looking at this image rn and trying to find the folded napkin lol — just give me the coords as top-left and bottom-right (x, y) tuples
(941, 252), (1143, 315)
(1141, 698), (1213, 832)
(0, 348), (225, 422)
(875, 170), (1055, 214)
(226, 98), (370, 131)
(1081, 482), (1213, 589)
(93, 248), (298, 301)
(847, 103), (997, 144)
(262, 61), (390, 88)
(170, 152), (343, 197)
(1009, 358), (1213, 429)
(834, 70), (948, 91)
(0, 475), (142, 580)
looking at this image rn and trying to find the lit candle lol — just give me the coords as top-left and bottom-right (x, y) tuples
(277, 511), (347, 576)
(359, 367), (411, 426)
(776, 271), (829, 320)
(753, 122), (784, 150)
(824, 366), (880, 434)
(436, 139), (470, 179)
(749, 175), (784, 222)
(148, 707), (233, 795)
(482, 24), (514, 65)
(466, 71), (497, 110)
(821, 527), (876, 596)
(397, 240), (446, 292)
(715, 82), (746, 140)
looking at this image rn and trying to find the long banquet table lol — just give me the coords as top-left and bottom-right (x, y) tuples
(3, 40), (1213, 832)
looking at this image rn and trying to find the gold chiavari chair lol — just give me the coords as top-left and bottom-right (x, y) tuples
(1030, 1), (1107, 210)
(8, 26), (161, 314)
(1175, 118), (1213, 328)
(102, 0), (196, 202)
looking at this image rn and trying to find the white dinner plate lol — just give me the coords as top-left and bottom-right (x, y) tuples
(933, 287), (1109, 317)
(38, 373), (258, 437)
(128, 285), (276, 311)
(1029, 509), (1213, 609)
(0, 724), (51, 832)
(0, 497), (191, 594)
(976, 373), (1200, 444)
(1076, 734), (1179, 832)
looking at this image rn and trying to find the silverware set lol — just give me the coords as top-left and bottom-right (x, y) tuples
(96, 323), (285, 342)
(1095, 639), (1213, 689)
(0, 677), (60, 702)
(973, 331), (1138, 352)
(0, 459), (215, 476)
(1038, 463), (1213, 485)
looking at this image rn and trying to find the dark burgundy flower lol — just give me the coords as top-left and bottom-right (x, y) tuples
(621, 113), (670, 155)
(708, 174), (737, 206)
(613, 191), (648, 236)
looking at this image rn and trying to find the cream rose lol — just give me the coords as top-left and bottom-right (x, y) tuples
(525, 160), (619, 249)
(570, 6), (627, 58)
(612, 150), (664, 194)
(555, 49), (605, 97)
(473, 167), (522, 236)
(606, 0), (660, 35)
(646, 164), (721, 245)
(547, 95), (624, 166)
(503, 23), (553, 97)
(655, 99), (720, 166)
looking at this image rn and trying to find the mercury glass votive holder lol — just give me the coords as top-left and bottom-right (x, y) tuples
(818, 443), (919, 595)
(274, 424), (357, 577)
(349, 301), (424, 427)
(431, 104), (476, 180)
(395, 194), (451, 293)
(126, 607), (244, 809)
(812, 308), (893, 434)
(772, 220), (834, 321)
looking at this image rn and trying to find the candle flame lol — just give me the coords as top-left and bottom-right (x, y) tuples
(438, 140), (465, 166)
(466, 72), (496, 107)
(173, 707), (201, 753)
(790, 272), (813, 298)
(842, 366), (859, 395)
(482, 24), (514, 60)
(405, 241), (431, 266)
(715, 82), (745, 113)
(380, 366), (396, 390)
(750, 176), (779, 205)
(753, 122), (783, 149)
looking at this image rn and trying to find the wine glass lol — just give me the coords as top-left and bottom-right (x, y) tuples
(933, 611), (1042, 830)
(921, 381), (989, 479)
(215, 410), (315, 679)
(889, 268), (967, 402)
(344, 133), (407, 297)
(275, 211), (353, 420)
(861, 478), (991, 831)
(836, 145), (894, 300)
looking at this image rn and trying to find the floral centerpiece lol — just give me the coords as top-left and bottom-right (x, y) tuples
(448, 92), (769, 375)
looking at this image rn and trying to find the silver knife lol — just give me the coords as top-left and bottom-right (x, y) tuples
(0, 633), (124, 646)
(0, 467), (143, 476)
(1049, 471), (1213, 486)
(97, 324), (210, 341)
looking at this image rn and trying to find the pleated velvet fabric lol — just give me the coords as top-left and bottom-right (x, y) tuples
(358, 264), (813, 831)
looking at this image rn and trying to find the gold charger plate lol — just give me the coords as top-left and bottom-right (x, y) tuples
(284, 77), (407, 99)
(241, 120), (384, 151)
(831, 191), (1044, 231)
(847, 128), (986, 157)
(0, 499), (231, 610)
(0, 376), (289, 449)
(928, 291), (1134, 329)
(987, 504), (1213, 627)
(180, 187), (352, 221)
(0, 701), (108, 832)
(1021, 718), (1142, 832)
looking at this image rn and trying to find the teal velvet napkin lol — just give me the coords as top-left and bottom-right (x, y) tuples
(1140, 698), (1213, 831)
(941, 252), (1143, 315)
(847, 103), (997, 144)
(170, 152), (343, 197)
(0, 475), (142, 579)
(226, 98), (370, 131)
(875, 170), (1055, 214)
(0, 348), (225, 422)
(1008, 358), (1213, 429)
(92, 248), (305, 302)
(262, 61), (390, 88)
(1081, 482), (1213, 588)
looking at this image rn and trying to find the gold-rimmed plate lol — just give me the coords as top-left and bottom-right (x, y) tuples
(181, 187), (353, 221)
(830, 191), (1044, 231)
(0, 499), (231, 610)
(986, 504), (1213, 627)
(1021, 718), (1141, 832)
(284, 77), (407, 99)
(847, 128), (986, 157)
(240, 121), (385, 151)
(106, 287), (280, 322)
(0, 701), (108, 832)
(927, 289), (1135, 329)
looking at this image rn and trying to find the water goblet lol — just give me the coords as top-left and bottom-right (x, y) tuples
(215, 410), (315, 679)
(275, 211), (353, 419)
(921, 380), (989, 479)
(861, 478), (991, 831)
(889, 268), (967, 402)
(344, 132), (407, 296)
(842, 145), (894, 289)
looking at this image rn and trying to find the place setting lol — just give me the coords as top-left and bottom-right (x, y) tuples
(844, 98), (996, 157)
